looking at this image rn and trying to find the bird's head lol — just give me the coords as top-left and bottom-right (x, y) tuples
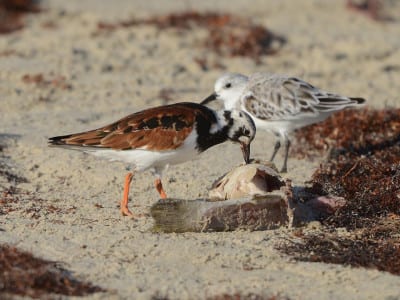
(201, 73), (248, 110)
(220, 109), (256, 164)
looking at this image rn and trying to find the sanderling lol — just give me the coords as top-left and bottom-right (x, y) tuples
(201, 72), (366, 172)
(49, 102), (255, 217)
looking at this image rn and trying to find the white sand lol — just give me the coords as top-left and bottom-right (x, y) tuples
(1, 0), (400, 299)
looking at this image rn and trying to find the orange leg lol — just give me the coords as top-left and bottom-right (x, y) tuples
(154, 178), (167, 199)
(120, 172), (134, 216)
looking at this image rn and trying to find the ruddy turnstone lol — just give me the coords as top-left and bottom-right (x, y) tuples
(201, 72), (366, 172)
(49, 102), (256, 216)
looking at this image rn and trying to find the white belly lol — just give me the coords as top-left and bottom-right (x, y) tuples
(248, 110), (332, 137)
(86, 130), (200, 172)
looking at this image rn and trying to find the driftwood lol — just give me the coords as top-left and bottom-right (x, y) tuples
(151, 161), (346, 233)
(151, 195), (288, 233)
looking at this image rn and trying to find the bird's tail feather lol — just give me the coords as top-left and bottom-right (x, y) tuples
(350, 97), (366, 105)
(48, 134), (73, 146)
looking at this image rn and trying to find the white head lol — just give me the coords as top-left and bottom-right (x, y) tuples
(201, 73), (248, 110)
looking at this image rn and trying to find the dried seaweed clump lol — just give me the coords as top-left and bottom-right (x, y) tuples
(0, 244), (105, 297)
(96, 11), (285, 63)
(22, 73), (72, 90)
(292, 108), (400, 158)
(278, 218), (400, 275)
(310, 145), (400, 229)
(303, 108), (400, 229)
(208, 293), (289, 300)
(346, 0), (389, 21)
(0, 187), (19, 215)
(280, 108), (400, 275)
(0, 0), (41, 34)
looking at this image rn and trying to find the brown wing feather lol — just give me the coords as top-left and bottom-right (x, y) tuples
(49, 103), (205, 151)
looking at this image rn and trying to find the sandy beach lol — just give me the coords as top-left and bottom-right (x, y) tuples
(1, 0), (400, 299)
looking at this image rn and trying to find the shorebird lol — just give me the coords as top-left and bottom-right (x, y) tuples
(201, 72), (366, 172)
(49, 102), (256, 217)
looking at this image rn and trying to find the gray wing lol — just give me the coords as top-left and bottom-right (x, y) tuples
(241, 72), (365, 121)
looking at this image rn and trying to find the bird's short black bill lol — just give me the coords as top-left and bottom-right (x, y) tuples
(200, 92), (217, 105)
(240, 142), (251, 164)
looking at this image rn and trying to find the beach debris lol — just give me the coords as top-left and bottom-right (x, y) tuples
(204, 21), (285, 63)
(279, 107), (400, 275)
(0, 0), (41, 34)
(208, 161), (282, 200)
(21, 73), (72, 90)
(309, 144), (400, 230)
(0, 49), (21, 57)
(0, 244), (105, 297)
(210, 162), (348, 227)
(208, 292), (286, 300)
(292, 108), (400, 158)
(151, 161), (289, 232)
(94, 11), (286, 63)
(0, 187), (19, 215)
(0, 185), (77, 219)
(346, 0), (388, 21)
(151, 161), (346, 232)
(277, 218), (400, 275)
(151, 196), (289, 233)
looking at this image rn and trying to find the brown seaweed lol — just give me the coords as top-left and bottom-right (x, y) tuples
(0, 244), (105, 297)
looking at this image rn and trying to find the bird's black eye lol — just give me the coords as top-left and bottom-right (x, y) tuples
(224, 83), (232, 89)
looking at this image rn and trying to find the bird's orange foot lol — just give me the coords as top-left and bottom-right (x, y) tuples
(120, 200), (134, 217)
(120, 203), (149, 218)
(120, 172), (134, 217)
(155, 178), (168, 199)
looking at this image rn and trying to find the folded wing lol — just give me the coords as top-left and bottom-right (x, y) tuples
(48, 103), (203, 151)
